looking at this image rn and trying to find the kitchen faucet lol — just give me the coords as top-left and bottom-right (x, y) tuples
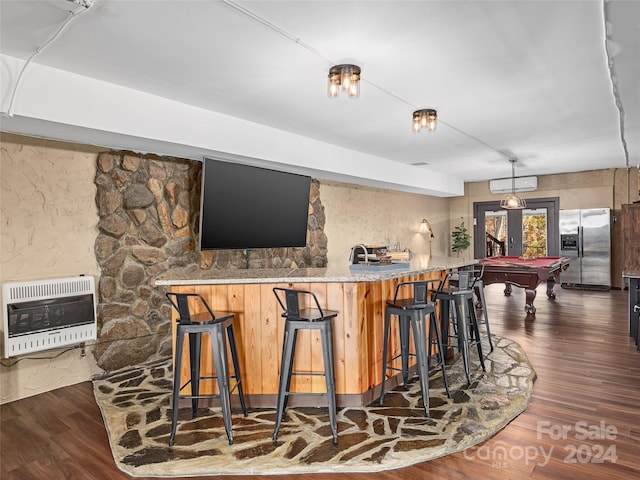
(349, 244), (370, 264)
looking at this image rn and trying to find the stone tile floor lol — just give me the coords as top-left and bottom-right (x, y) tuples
(93, 336), (535, 477)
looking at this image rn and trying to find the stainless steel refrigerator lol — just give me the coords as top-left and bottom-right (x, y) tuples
(559, 208), (611, 289)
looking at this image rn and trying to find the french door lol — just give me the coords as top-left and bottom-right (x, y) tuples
(473, 198), (560, 258)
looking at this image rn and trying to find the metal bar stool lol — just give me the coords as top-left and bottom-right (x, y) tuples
(166, 292), (247, 446)
(379, 279), (450, 416)
(470, 263), (494, 354)
(432, 272), (486, 385)
(449, 263), (494, 355)
(272, 288), (339, 444)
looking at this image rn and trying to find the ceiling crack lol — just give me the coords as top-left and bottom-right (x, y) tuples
(603, 0), (630, 169)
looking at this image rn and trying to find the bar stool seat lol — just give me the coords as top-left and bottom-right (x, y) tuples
(166, 292), (247, 446)
(379, 279), (450, 416)
(272, 288), (339, 444)
(432, 272), (486, 385)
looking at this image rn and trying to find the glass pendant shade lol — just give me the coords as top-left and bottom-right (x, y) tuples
(412, 109), (437, 132)
(500, 193), (527, 209)
(328, 64), (361, 98)
(500, 159), (526, 209)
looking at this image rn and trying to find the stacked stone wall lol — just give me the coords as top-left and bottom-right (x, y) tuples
(93, 151), (327, 371)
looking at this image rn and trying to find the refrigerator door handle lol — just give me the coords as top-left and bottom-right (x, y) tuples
(579, 226), (583, 257)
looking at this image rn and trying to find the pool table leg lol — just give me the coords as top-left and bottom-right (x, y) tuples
(546, 276), (557, 299)
(524, 289), (537, 316)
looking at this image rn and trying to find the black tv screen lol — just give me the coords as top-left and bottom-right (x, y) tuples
(199, 158), (312, 250)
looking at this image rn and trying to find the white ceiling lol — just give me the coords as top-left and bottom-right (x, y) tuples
(1, 0), (638, 197)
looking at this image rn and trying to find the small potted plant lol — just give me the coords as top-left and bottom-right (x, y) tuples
(451, 220), (471, 256)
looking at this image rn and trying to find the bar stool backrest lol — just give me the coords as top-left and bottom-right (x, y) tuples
(414, 282), (428, 303)
(273, 287), (327, 321)
(393, 279), (442, 304)
(284, 290), (301, 318)
(457, 271), (472, 289)
(472, 262), (485, 287)
(165, 292), (216, 325)
(449, 262), (485, 290)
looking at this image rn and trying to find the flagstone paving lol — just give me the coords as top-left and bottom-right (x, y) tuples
(94, 336), (535, 476)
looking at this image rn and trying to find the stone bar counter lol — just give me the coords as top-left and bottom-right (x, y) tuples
(155, 255), (474, 407)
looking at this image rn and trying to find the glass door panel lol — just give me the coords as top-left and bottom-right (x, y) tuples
(522, 208), (548, 257)
(485, 210), (507, 257)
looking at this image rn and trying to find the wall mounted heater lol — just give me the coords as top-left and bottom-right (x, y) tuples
(2, 276), (97, 358)
(489, 176), (538, 193)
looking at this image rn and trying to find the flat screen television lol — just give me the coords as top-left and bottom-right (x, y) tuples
(199, 158), (312, 250)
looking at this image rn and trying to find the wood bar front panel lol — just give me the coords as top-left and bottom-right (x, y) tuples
(169, 270), (445, 401)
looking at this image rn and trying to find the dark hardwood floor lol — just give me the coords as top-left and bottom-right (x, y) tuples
(2, 285), (639, 479)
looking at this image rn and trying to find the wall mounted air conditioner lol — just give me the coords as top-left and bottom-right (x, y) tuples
(489, 176), (538, 194)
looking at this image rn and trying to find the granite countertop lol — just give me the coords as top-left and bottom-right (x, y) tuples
(154, 254), (475, 286)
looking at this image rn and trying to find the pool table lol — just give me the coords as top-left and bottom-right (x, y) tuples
(479, 256), (570, 316)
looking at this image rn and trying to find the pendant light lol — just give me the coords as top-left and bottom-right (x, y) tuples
(500, 158), (527, 209)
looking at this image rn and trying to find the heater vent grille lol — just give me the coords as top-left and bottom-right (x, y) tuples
(5, 276), (94, 302)
(2, 276), (97, 358)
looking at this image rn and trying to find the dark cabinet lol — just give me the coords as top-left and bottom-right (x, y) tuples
(627, 276), (640, 350)
(622, 203), (640, 274)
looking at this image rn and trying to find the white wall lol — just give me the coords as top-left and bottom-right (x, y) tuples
(0, 133), (103, 404)
(0, 53), (463, 198)
(1, 134), (455, 403)
(3, 133), (631, 403)
(457, 168), (637, 288)
(321, 180), (451, 266)
(0, 129), (640, 403)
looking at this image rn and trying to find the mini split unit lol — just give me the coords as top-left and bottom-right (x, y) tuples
(489, 176), (538, 194)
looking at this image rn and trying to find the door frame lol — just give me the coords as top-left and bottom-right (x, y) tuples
(473, 197), (560, 258)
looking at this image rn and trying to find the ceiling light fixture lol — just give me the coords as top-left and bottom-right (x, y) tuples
(328, 64), (361, 98)
(412, 109), (437, 133)
(225, 2), (513, 157)
(500, 158), (527, 209)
